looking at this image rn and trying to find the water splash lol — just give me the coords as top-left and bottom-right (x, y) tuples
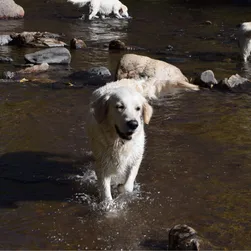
(69, 169), (143, 217)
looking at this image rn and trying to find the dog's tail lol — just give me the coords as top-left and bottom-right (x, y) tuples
(175, 80), (200, 91)
(67, 0), (90, 7)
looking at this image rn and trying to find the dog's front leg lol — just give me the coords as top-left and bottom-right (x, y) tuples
(96, 164), (113, 201)
(89, 0), (100, 20)
(118, 156), (142, 194)
(99, 175), (113, 201)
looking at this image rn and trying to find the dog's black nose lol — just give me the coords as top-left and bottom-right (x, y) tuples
(127, 120), (138, 130)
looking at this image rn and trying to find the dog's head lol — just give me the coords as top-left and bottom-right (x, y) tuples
(120, 4), (129, 18)
(92, 87), (152, 140)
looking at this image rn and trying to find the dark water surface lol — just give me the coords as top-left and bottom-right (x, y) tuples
(1, 0), (251, 249)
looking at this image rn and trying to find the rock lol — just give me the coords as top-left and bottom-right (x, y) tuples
(0, 0), (24, 19)
(68, 66), (112, 87)
(87, 66), (111, 77)
(193, 70), (218, 88)
(204, 20), (212, 25)
(0, 56), (13, 63)
(109, 39), (127, 50)
(0, 35), (12, 45)
(108, 39), (146, 51)
(215, 74), (251, 92)
(70, 38), (87, 49)
(17, 63), (49, 74)
(168, 224), (216, 250)
(10, 31), (66, 47)
(30, 38), (66, 48)
(2, 71), (16, 79)
(166, 45), (174, 51)
(24, 47), (71, 64)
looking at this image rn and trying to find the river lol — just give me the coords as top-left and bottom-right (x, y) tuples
(1, 0), (251, 249)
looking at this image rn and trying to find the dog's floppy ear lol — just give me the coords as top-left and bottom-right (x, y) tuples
(91, 94), (110, 124)
(143, 101), (153, 124)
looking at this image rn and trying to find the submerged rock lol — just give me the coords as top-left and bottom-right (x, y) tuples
(87, 66), (111, 77)
(0, 56), (13, 63)
(108, 39), (146, 51)
(204, 20), (213, 25)
(70, 38), (87, 49)
(0, 0), (24, 19)
(168, 224), (217, 250)
(24, 47), (71, 64)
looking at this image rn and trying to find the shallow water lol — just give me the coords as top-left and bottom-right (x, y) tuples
(1, 0), (251, 249)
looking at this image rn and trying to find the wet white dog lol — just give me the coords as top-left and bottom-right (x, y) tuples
(237, 22), (251, 62)
(87, 80), (153, 201)
(67, 0), (129, 20)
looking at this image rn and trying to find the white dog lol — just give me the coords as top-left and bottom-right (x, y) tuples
(67, 0), (129, 20)
(237, 22), (251, 62)
(116, 54), (199, 91)
(86, 80), (153, 201)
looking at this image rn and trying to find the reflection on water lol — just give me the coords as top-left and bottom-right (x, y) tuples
(0, 19), (24, 33)
(1, 0), (251, 250)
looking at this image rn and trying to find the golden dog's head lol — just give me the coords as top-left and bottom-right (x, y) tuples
(92, 87), (152, 140)
(120, 4), (129, 18)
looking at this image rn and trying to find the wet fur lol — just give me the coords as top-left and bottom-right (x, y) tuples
(86, 82), (153, 201)
(237, 22), (251, 62)
(67, 0), (129, 20)
(116, 53), (199, 91)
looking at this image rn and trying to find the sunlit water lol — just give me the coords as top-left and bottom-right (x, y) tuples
(1, 0), (251, 250)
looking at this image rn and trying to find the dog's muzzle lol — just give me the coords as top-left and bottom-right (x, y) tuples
(115, 120), (138, 140)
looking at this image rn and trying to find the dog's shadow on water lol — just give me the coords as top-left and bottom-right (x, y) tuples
(0, 151), (98, 209)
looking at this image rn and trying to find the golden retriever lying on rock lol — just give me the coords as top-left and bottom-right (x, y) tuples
(116, 53), (199, 91)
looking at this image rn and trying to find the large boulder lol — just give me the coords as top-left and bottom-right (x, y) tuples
(0, 0), (24, 19)
(24, 47), (71, 64)
(67, 66), (112, 87)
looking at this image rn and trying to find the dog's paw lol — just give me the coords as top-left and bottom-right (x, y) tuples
(118, 183), (133, 194)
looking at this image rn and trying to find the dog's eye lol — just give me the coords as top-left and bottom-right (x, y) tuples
(135, 107), (140, 111)
(116, 104), (125, 110)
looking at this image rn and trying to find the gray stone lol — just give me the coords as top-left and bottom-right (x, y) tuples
(68, 67), (112, 87)
(0, 35), (12, 45)
(24, 47), (71, 64)
(216, 74), (251, 92)
(0, 56), (13, 63)
(87, 66), (111, 77)
(193, 70), (218, 88)
(0, 0), (24, 19)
